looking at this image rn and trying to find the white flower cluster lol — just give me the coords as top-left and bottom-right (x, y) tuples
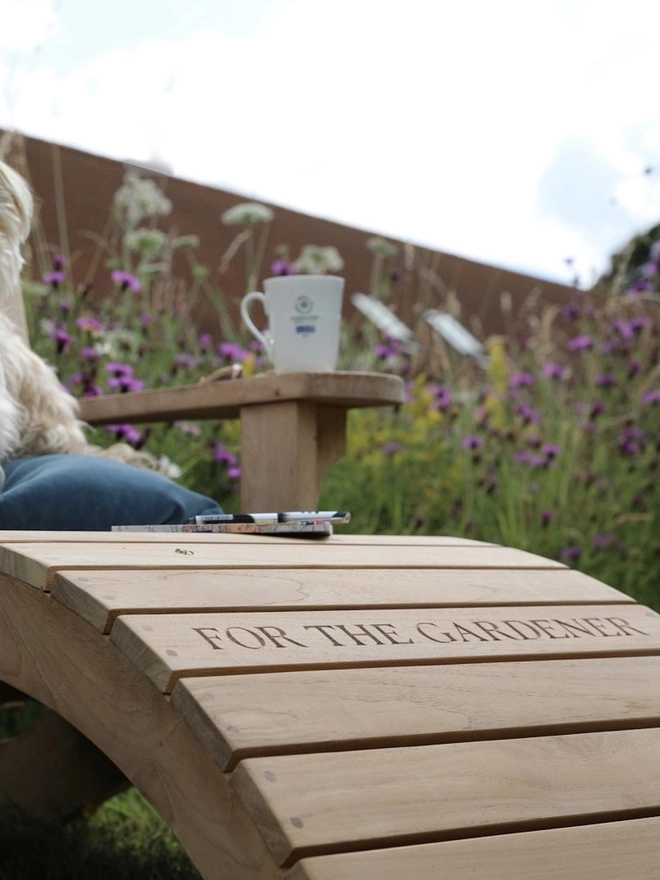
(173, 234), (200, 250)
(366, 236), (398, 258)
(113, 172), (172, 227)
(221, 202), (274, 226)
(294, 245), (344, 275)
(156, 454), (183, 480)
(124, 227), (168, 256)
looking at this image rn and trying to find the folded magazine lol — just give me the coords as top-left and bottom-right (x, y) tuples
(111, 520), (334, 537)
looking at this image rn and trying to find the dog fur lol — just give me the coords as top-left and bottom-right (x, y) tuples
(0, 159), (153, 474)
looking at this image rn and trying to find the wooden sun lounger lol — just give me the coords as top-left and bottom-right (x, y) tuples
(2, 531), (660, 879)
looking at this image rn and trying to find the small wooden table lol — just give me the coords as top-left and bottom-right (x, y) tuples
(79, 371), (404, 511)
(2, 531), (660, 879)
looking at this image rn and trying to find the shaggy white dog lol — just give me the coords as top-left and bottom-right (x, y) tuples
(0, 159), (151, 484)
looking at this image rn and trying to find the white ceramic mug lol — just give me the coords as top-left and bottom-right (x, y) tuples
(240, 275), (345, 372)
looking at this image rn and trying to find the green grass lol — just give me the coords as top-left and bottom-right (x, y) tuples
(0, 702), (200, 880)
(0, 791), (200, 880)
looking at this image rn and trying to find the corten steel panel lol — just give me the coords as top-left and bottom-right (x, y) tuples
(4, 131), (575, 340)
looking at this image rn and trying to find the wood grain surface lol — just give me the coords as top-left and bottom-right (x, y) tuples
(233, 727), (660, 865)
(288, 817), (660, 880)
(172, 655), (660, 770)
(52, 566), (629, 633)
(79, 371), (404, 424)
(0, 541), (566, 590)
(110, 604), (660, 692)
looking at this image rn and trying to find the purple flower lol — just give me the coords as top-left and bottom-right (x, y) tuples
(218, 341), (250, 363)
(592, 533), (617, 550)
(140, 312), (153, 326)
(642, 390), (660, 406)
(641, 261), (658, 277)
(628, 360), (643, 378)
(213, 442), (238, 466)
(111, 270), (142, 293)
(562, 302), (581, 321)
(515, 402), (540, 424)
(227, 465), (242, 480)
(461, 434), (484, 450)
(543, 362), (568, 380)
(109, 376), (145, 393)
(43, 271), (66, 287)
(429, 384), (452, 410)
(270, 259), (297, 276)
(541, 509), (554, 526)
(52, 329), (71, 353)
(106, 362), (134, 378)
(107, 424), (145, 447)
(595, 373), (616, 388)
(76, 316), (105, 334)
(382, 441), (403, 455)
(53, 253), (66, 270)
(391, 267), (404, 282)
(80, 346), (101, 360)
(509, 371), (535, 388)
(173, 353), (198, 370)
(542, 444), (560, 460)
(568, 334), (593, 351)
(198, 333), (213, 352)
(560, 545), (582, 562)
(627, 278), (653, 294)
(600, 339), (618, 354)
(630, 316), (653, 333)
(374, 340), (400, 360)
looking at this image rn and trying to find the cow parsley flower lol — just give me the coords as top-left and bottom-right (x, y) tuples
(221, 202), (274, 225)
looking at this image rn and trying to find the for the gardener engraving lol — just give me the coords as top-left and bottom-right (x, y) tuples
(191, 616), (648, 651)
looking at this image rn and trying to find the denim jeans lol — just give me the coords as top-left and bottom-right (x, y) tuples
(0, 455), (223, 530)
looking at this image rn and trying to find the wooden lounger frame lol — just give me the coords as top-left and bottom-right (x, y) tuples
(3, 531), (660, 879)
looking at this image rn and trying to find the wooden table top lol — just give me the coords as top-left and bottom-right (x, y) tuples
(79, 370), (405, 424)
(2, 530), (659, 880)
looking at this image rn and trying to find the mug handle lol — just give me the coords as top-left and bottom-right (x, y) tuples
(240, 291), (273, 357)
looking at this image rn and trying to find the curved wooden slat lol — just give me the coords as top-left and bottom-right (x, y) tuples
(0, 572), (281, 880)
(288, 817), (660, 880)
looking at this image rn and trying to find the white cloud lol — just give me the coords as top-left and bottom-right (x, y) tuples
(1, 0), (659, 285)
(0, 0), (57, 50)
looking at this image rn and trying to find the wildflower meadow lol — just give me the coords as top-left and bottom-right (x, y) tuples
(23, 167), (660, 612)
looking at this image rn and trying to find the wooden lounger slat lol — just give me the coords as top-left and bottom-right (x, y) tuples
(110, 604), (660, 693)
(0, 542), (565, 590)
(0, 531), (493, 546)
(172, 656), (660, 770)
(288, 816), (660, 880)
(52, 567), (632, 634)
(232, 727), (660, 866)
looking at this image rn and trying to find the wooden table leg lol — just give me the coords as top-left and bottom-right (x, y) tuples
(0, 710), (128, 820)
(239, 402), (347, 512)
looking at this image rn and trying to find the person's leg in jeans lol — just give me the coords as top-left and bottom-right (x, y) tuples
(0, 455), (223, 530)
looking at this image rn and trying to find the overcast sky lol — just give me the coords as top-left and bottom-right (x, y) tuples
(1, 0), (659, 286)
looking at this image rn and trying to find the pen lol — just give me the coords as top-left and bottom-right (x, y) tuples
(188, 511), (351, 525)
(277, 511), (351, 524)
(188, 513), (278, 524)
